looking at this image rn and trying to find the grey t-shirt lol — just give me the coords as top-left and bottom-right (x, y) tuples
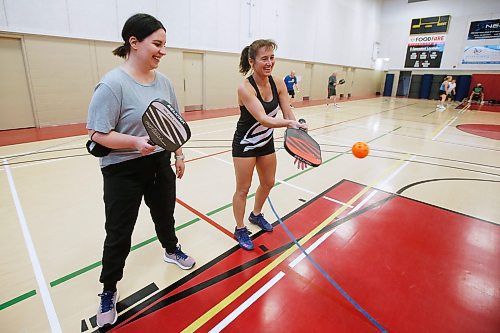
(87, 67), (179, 167)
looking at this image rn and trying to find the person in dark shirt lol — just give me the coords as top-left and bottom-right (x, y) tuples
(468, 83), (485, 104)
(327, 72), (339, 108)
(232, 39), (307, 251)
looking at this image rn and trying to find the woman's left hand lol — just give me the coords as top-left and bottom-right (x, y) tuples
(294, 158), (308, 170)
(175, 159), (185, 179)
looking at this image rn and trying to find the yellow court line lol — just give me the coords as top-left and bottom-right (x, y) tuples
(181, 154), (411, 333)
(431, 102), (471, 139)
(431, 113), (457, 139)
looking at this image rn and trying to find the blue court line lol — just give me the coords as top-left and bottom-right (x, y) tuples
(267, 197), (387, 333)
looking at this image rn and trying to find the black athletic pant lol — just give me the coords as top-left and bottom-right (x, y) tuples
(99, 151), (178, 288)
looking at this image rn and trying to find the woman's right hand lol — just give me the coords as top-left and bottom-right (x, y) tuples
(135, 136), (156, 156)
(288, 120), (308, 131)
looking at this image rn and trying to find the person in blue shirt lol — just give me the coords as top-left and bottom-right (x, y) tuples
(284, 70), (299, 108)
(437, 76), (452, 110)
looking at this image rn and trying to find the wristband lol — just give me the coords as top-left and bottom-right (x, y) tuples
(175, 154), (185, 160)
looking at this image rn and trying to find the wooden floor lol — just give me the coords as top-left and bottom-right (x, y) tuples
(1, 97), (499, 333)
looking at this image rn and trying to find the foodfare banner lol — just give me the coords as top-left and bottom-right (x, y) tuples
(405, 34), (446, 68)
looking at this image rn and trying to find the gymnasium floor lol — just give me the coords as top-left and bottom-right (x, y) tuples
(1, 97), (499, 333)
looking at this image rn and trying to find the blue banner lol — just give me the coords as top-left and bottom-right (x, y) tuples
(462, 45), (500, 64)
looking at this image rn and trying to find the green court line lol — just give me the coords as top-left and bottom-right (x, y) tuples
(2, 157), (331, 311)
(9, 127), (398, 308)
(0, 290), (36, 310)
(49, 217), (201, 288)
(50, 261), (103, 287)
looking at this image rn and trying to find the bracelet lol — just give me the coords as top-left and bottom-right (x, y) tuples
(175, 154), (185, 160)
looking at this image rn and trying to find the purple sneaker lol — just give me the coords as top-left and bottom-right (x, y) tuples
(249, 212), (273, 232)
(234, 227), (254, 250)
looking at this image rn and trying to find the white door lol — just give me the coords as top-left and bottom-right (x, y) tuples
(183, 52), (203, 111)
(302, 63), (313, 100)
(345, 67), (355, 98)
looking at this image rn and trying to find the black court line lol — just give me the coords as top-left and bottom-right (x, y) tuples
(92, 180), (350, 332)
(389, 131), (500, 152)
(341, 178), (499, 227)
(86, 283), (159, 331)
(99, 177), (499, 332)
(422, 110), (436, 117)
(318, 143), (500, 170)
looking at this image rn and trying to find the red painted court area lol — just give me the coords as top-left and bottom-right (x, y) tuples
(457, 102), (500, 113)
(456, 124), (500, 140)
(104, 180), (500, 333)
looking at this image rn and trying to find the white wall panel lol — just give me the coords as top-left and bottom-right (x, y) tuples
(4, 0), (69, 35)
(116, 0), (158, 33)
(0, 0), (8, 27)
(275, 0), (316, 62)
(190, 0), (217, 50)
(158, 0), (190, 49)
(0, 0), (385, 68)
(67, 0), (119, 41)
(214, 0), (241, 53)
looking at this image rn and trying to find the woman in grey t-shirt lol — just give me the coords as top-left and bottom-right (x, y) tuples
(86, 13), (195, 328)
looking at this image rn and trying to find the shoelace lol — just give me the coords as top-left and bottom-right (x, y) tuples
(253, 214), (268, 226)
(174, 246), (188, 260)
(98, 292), (115, 312)
(236, 228), (252, 241)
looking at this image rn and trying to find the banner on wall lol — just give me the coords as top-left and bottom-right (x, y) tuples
(468, 19), (500, 40)
(462, 45), (500, 64)
(409, 15), (450, 35)
(405, 34), (446, 68)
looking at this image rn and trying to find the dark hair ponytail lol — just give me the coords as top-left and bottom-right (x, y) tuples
(112, 44), (129, 58)
(239, 39), (277, 75)
(113, 13), (165, 59)
(239, 46), (251, 74)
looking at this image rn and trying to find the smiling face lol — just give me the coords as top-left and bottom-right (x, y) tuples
(132, 28), (167, 70)
(250, 46), (275, 77)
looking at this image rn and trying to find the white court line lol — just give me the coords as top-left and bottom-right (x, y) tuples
(191, 127), (234, 136)
(287, 155), (415, 269)
(350, 155), (416, 214)
(320, 194), (353, 207)
(288, 228), (337, 268)
(6, 157), (86, 170)
(189, 148), (352, 207)
(0, 135), (87, 160)
(432, 116), (458, 141)
(2, 159), (62, 333)
(208, 271), (286, 333)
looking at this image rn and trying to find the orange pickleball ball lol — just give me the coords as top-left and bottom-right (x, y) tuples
(352, 142), (369, 159)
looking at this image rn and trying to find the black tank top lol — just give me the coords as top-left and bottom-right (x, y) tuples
(232, 75), (280, 157)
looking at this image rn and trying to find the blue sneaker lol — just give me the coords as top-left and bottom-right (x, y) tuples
(96, 290), (119, 327)
(249, 212), (273, 232)
(234, 227), (254, 250)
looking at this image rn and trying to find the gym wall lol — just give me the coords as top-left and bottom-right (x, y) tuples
(0, 33), (383, 129)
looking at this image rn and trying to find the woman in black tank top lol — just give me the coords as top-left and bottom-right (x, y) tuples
(231, 39), (307, 251)
(232, 75), (280, 157)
